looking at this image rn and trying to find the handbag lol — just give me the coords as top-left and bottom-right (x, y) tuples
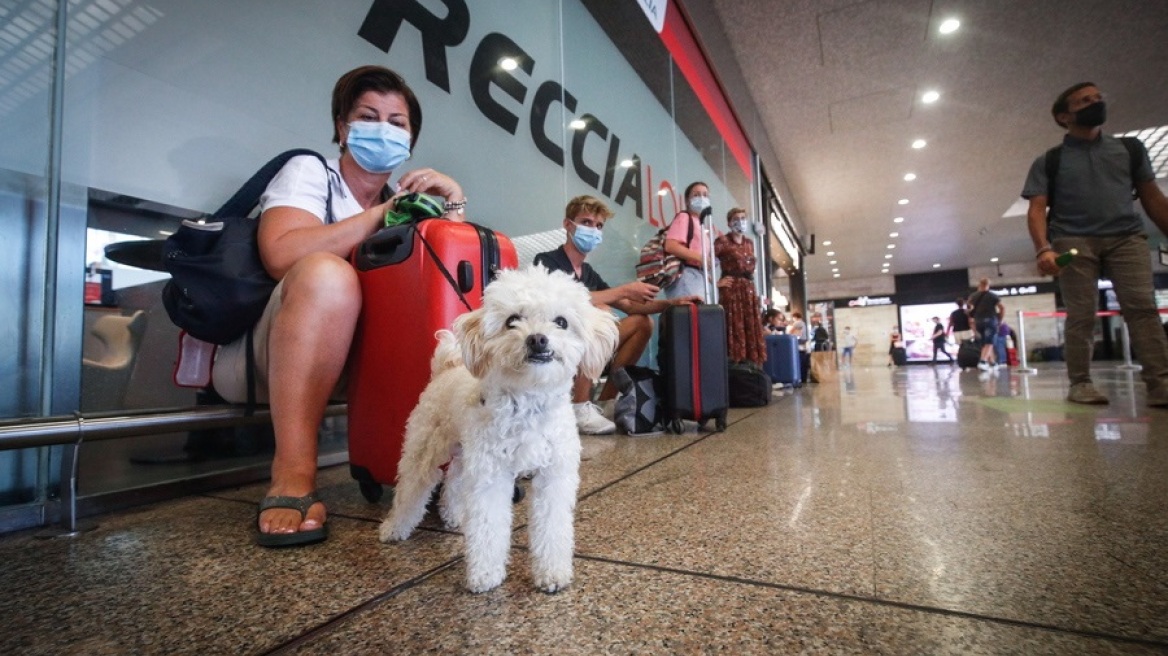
(809, 351), (838, 384)
(635, 213), (694, 288)
(161, 149), (334, 345)
(611, 366), (664, 435)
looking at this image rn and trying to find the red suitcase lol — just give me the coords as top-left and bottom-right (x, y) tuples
(347, 219), (517, 502)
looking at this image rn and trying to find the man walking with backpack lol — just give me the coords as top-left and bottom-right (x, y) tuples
(1022, 82), (1168, 407)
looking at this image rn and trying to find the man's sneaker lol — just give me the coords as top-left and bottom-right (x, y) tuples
(574, 402), (615, 435)
(1067, 382), (1109, 405)
(1146, 385), (1168, 408)
(977, 361), (991, 371)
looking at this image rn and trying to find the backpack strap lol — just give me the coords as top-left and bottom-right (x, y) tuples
(1119, 136), (1144, 198)
(212, 148), (336, 224)
(1044, 145), (1061, 207)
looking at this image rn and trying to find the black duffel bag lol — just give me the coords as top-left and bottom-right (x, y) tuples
(729, 363), (772, 407)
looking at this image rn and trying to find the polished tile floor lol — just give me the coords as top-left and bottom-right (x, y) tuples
(3, 362), (1167, 655)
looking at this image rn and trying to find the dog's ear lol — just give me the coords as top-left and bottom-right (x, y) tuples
(578, 306), (620, 381)
(453, 309), (489, 378)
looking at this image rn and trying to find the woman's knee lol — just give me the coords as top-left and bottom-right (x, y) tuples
(282, 252), (361, 312)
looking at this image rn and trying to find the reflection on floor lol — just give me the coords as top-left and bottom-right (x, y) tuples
(3, 362), (1166, 654)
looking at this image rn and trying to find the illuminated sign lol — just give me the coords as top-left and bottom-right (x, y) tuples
(847, 296), (893, 307)
(989, 286), (1039, 296)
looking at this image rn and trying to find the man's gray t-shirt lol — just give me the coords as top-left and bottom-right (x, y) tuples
(1021, 134), (1154, 237)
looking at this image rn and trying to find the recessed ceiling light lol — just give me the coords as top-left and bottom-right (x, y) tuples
(912, 139), (927, 149)
(823, 240), (832, 246)
(990, 257), (999, 263)
(921, 90), (940, 104)
(889, 232), (899, 238)
(932, 263), (941, 268)
(893, 217), (905, 223)
(939, 18), (960, 34)
(833, 274), (841, 278)
(568, 118), (586, 130)
(898, 199), (909, 205)
(832, 268), (839, 273)
(620, 159), (634, 168)
(829, 260), (837, 265)
(826, 251), (836, 256)
(886, 244), (896, 249)
(884, 254), (893, 259)
(903, 173), (917, 181)
(499, 57), (518, 71)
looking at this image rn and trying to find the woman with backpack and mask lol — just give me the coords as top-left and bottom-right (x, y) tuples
(211, 65), (467, 547)
(662, 181), (720, 300)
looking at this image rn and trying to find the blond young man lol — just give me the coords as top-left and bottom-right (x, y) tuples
(533, 196), (699, 433)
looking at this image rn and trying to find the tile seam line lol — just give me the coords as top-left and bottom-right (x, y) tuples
(258, 557), (464, 656)
(571, 554), (1168, 650)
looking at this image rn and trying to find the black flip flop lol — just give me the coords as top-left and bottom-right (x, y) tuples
(256, 493), (328, 547)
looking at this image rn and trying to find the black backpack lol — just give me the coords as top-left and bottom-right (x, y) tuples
(1044, 136), (1143, 208)
(161, 149), (335, 345)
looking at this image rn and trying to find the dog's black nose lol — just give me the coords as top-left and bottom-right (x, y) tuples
(526, 333), (550, 353)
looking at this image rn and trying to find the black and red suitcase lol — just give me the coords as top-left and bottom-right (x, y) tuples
(658, 303), (729, 433)
(347, 219), (517, 502)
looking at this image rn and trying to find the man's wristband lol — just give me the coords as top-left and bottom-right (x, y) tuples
(1035, 246), (1054, 258)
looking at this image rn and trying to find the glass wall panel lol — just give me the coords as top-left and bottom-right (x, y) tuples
(1, 0), (765, 517)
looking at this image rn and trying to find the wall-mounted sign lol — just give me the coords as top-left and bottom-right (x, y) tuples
(989, 285), (1039, 297)
(846, 296), (893, 307)
(636, 0), (667, 32)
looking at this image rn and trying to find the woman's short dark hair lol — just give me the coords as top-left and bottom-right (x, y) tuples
(1051, 81), (1095, 127)
(331, 66), (422, 148)
(684, 181), (709, 200)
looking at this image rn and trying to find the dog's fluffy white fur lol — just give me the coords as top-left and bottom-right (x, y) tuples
(379, 266), (618, 593)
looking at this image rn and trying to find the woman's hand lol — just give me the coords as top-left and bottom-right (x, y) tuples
(394, 168), (466, 221)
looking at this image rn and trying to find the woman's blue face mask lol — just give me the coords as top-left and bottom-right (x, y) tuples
(346, 121), (411, 173)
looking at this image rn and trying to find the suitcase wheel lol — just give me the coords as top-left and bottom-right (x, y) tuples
(715, 413), (727, 432)
(668, 418), (685, 434)
(359, 480), (384, 503)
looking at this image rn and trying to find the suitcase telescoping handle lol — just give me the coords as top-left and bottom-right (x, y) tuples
(699, 207), (718, 305)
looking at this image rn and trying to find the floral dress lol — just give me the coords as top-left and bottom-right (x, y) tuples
(714, 234), (765, 365)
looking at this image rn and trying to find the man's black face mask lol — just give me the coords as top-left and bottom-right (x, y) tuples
(1074, 100), (1107, 127)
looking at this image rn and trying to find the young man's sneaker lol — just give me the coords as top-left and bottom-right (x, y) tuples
(574, 402), (616, 435)
(977, 361), (991, 371)
(1067, 382), (1109, 405)
(1146, 385), (1168, 408)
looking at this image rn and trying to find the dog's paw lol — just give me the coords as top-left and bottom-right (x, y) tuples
(534, 575), (572, 594)
(465, 571), (505, 594)
(377, 520), (411, 544)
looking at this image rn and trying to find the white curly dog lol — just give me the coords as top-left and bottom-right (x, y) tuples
(380, 266), (619, 593)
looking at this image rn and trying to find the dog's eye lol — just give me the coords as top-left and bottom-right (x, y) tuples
(506, 314), (521, 329)
(553, 316), (568, 329)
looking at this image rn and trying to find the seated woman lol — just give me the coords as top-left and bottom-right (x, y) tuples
(763, 309), (787, 334)
(211, 65), (467, 547)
